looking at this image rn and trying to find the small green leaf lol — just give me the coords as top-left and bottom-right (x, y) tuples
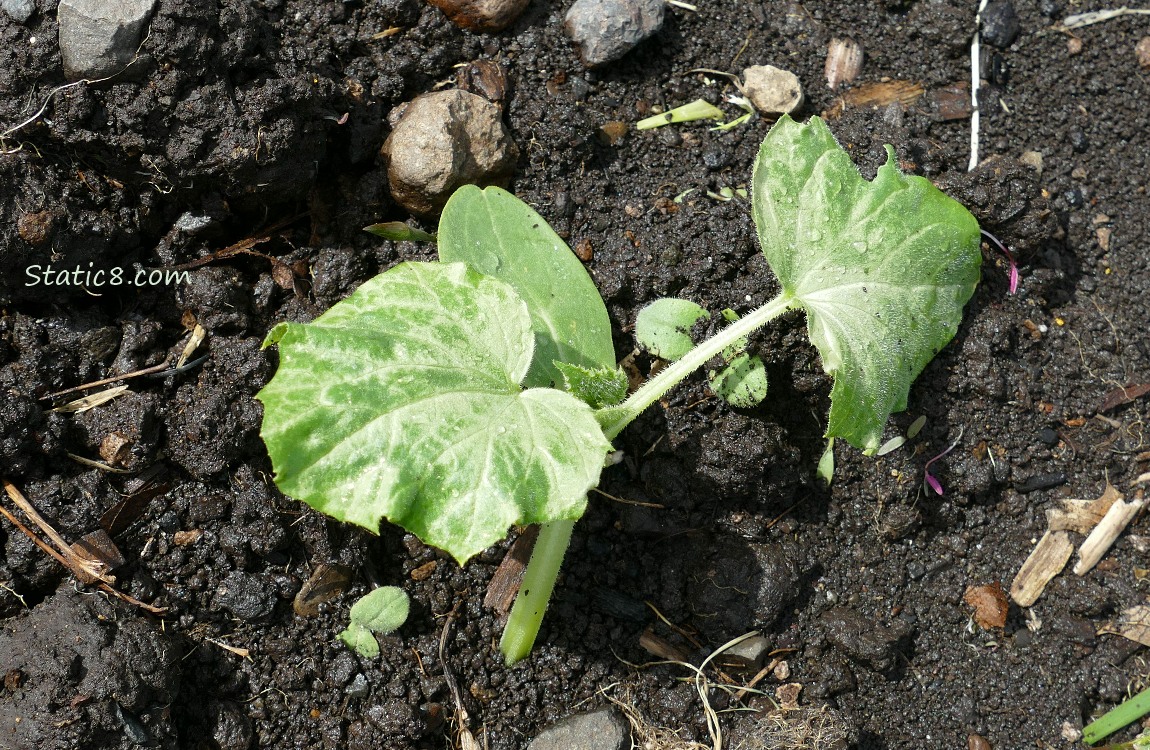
(708, 352), (768, 408)
(339, 625), (380, 658)
(258, 261), (612, 564)
(437, 186), (615, 387)
(349, 586), (410, 634)
(555, 362), (629, 409)
(364, 221), (436, 242)
(752, 115), (981, 453)
(635, 298), (710, 361)
(816, 438), (835, 486)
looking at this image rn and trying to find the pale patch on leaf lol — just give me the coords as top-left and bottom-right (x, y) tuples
(258, 262), (612, 564)
(555, 362), (629, 409)
(752, 115), (981, 452)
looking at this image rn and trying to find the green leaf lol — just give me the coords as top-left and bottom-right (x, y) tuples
(364, 221), (436, 242)
(437, 185), (615, 388)
(708, 352), (768, 408)
(257, 261), (612, 564)
(635, 298), (710, 361)
(349, 586), (410, 634)
(752, 115), (981, 453)
(554, 362), (629, 409)
(339, 625), (380, 658)
(816, 437), (835, 486)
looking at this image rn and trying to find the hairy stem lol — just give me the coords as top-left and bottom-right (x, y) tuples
(499, 519), (574, 665)
(600, 291), (796, 440)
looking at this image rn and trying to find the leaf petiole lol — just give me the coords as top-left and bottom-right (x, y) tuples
(599, 292), (797, 440)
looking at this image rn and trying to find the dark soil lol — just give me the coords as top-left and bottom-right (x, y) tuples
(2, 1), (1148, 748)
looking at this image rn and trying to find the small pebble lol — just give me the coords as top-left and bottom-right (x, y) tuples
(1067, 37), (1083, 56)
(742, 65), (804, 115)
(1, 0), (34, 23)
(346, 673), (370, 698)
(526, 707), (628, 750)
(563, 0), (665, 68)
(1038, 427), (1058, 446)
(58, 0), (157, 80)
(980, 0), (1020, 49)
(1137, 37), (1150, 69)
(381, 90), (518, 217)
(968, 734), (993, 750)
(426, 0), (530, 32)
(1069, 128), (1089, 152)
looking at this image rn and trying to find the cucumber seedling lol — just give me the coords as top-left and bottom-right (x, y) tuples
(257, 115), (983, 664)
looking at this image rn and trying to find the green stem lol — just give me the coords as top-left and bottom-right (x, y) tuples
(1084, 686), (1150, 745)
(601, 291), (796, 440)
(499, 292), (797, 665)
(499, 519), (574, 665)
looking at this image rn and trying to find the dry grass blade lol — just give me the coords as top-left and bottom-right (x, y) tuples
(602, 682), (710, 750)
(439, 605), (482, 750)
(50, 385), (129, 413)
(178, 324), (207, 368)
(0, 480), (166, 614)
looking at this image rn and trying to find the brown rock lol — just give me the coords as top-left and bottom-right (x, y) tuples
(742, 65), (804, 115)
(426, 0), (529, 33)
(381, 90), (518, 217)
(1137, 36), (1150, 69)
(17, 210), (53, 245)
(457, 59), (508, 104)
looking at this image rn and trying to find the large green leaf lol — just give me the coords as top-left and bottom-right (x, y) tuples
(752, 115), (981, 452)
(437, 185), (615, 387)
(257, 262), (612, 564)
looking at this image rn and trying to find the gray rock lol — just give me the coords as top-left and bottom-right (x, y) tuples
(719, 633), (772, 671)
(526, 707), (628, 750)
(563, 0), (665, 68)
(215, 571), (277, 621)
(58, 0), (156, 80)
(381, 89), (518, 217)
(2, 0), (35, 23)
(980, 0), (1019, 49)
(742, 65), (804, 115)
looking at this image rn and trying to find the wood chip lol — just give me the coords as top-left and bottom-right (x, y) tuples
(639, 627), (691, 663)
(775, 682), (802, 710)
(482, 525), (538, 617)
(1047, 484), (1121, 533)
(964, 582), (1008, 629)
(173, 529), (203, 546)
(825, 38), (864, 89)
(410, 560), (437, 581)
(1074, 491), (1146, 575)
(823, 80), (924, 118)
(1099, 383), (1150, 412)
(1010, 529), (1075, 607)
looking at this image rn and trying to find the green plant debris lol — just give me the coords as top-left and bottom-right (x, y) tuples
(710, 95), (755, 132)
(1084, 686), (1150, 745)
(363, 221), (435, 242)
(338, 586), (411, 658)
(636, 99), (724, 130)
(707, 186), (747, 201)
(817, 438), (836, 486)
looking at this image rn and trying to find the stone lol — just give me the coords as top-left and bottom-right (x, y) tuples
(426, 0), (529, 32)
(718, 634), (772, 671)
(742, 65), (804, 115)
(2, 0), (35, 23)
(526, 707), (628, 750)
(1137, 37), (1150, 69)
(58, 0), (156, 80)
(381, 90), (518, 217)
(980, 0), (1019, 49)
(563, 0), (665, 68)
